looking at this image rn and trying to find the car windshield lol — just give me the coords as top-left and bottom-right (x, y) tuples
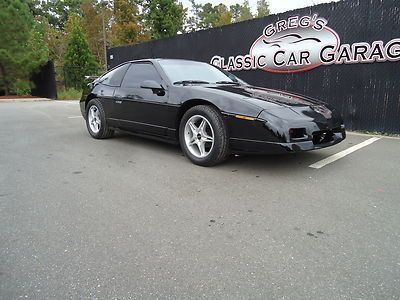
(158, 60), (239, 85)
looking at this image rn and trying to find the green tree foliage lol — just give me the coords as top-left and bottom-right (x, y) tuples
(28, 0), (83, 29)
(257, 0), (270, 18)
(188, 2), (232, 30)
(27, 0), (45, 17)
(0, 0), (49, 95)
(198, 3), (219, 29)
(64, 15), (99, 89)
(81, 0), (113, 67)
(230, 1), (254, 23)
(188, 0), (255, 31)
(230, 4), (242, 23)
(215, 4), (232, 27)
(111, 0), (150, 46)
(44, 23), (65, 63)
(237, 0), (253, 22)
(27, 20), (50, 74)
(198, 3), (232, 29)
(184, 0), (201, 32)
(144, 0), (185, 39)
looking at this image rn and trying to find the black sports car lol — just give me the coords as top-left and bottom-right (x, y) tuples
(80, 59), (345, 166)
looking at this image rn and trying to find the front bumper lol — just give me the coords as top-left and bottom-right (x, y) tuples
(229, 129), (346, 154)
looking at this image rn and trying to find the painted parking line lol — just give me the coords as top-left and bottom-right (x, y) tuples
(67, 116), (82, 119)
(309, 137), (381, 169)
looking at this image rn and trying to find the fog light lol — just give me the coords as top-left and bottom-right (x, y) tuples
(289, 128), (307, 140)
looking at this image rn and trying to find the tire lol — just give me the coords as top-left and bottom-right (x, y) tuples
(179, 105), (229, 166)
(86, 99), (114, 139)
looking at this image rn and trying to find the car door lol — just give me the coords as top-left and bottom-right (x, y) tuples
(95, 63), (130, 125)
(113, 62), (170, 137)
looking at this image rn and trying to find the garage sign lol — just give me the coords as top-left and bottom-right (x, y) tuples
(210, 14), (400, 73)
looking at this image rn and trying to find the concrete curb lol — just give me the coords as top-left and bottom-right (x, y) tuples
(0, 98), (52, 103)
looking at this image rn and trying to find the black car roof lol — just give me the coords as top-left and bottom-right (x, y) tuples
(108, 58), (206, 72)
(123, 58), (204, 64)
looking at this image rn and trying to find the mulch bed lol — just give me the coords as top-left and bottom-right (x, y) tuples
(0, 95), (36, 100)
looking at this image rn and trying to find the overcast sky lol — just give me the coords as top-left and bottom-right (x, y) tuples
(180, 0), (341, 14)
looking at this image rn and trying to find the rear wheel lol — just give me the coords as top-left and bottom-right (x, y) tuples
(179, 105), (229, 166)
(86, 99), (114, 139)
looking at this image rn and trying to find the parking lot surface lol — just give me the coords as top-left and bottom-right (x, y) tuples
(1, 101), (399, 299)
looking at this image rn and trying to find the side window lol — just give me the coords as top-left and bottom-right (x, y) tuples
(121, 63), (162, 88)
(101, 63), (129, 87)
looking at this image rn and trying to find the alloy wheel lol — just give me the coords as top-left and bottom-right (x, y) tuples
(184, 115), (214, 158)
(88, 105), (101, 133)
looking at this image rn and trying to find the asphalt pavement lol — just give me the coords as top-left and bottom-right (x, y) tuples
(0, 101), (399, 299)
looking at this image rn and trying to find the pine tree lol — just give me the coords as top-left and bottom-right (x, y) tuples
(198, 3), (219, 29)
(0, 0), (49, 95)
(187, 2), (231, 30)
(64, 14), (99, 89)
(185, 0), (201, 32)
(215, 4), (232, 27)
(230, 4), (242, 23)
(230, 1), (253, 24)
(257, 0), (270, 18)
(144, 0), (185, 39)
(238, 0), (253, 22)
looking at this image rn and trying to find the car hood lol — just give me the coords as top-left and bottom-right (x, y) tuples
(196, 84), (338, 121)
(206, 84), (325, 109)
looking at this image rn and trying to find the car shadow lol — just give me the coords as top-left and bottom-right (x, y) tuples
(112, 131), (182, 155)
(220, 152), (326, 174)
(111, 132), (327, 174)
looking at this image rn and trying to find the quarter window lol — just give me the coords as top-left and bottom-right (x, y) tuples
(121, 63), (162, 88)
(100, 63), (129, 87)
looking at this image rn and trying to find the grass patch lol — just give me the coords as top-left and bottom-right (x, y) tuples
(58, 88), (82, 100)
(352, 130), (400, 138)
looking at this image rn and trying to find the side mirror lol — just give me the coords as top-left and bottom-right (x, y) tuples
(140, 80), (164, 90)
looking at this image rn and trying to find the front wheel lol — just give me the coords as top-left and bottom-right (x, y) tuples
(179, 105), (229, 166)
(86, 99), (114, 139)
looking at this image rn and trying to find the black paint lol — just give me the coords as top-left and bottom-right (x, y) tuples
(80, 59), (345, 155)
(108, 0), (400, 133)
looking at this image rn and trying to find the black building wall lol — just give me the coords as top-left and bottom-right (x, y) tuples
(31, 61), (57, 99)
(108, 0), (400, 133)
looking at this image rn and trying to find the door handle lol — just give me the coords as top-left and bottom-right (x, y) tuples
(115, 100), (122, 104)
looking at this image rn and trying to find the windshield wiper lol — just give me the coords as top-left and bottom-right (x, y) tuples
(215, 81), (240, 85)
(174, 80), (210, 85)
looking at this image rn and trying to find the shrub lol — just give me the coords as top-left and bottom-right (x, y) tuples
(57, 88), (82, 100)
(14, 80), (32, 95)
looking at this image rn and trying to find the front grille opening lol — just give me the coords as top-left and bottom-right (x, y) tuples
(312, 130), (334, 145)
(289, 128), (307, 141)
